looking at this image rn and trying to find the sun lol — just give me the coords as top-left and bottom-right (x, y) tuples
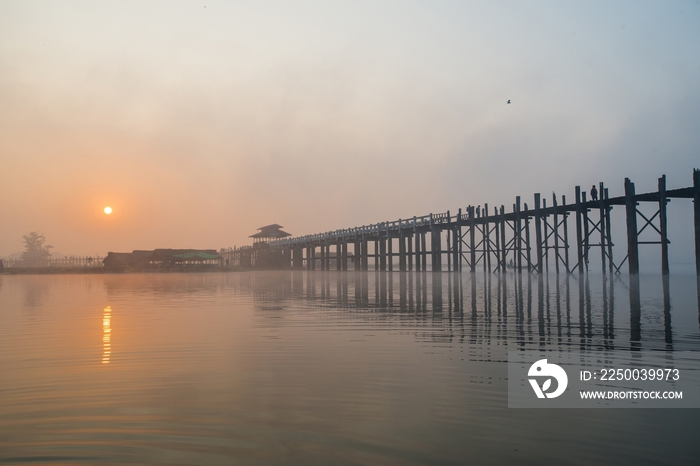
(104, 206), (113, 215)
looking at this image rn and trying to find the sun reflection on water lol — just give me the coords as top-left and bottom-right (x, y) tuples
(102, 305), (111, 364)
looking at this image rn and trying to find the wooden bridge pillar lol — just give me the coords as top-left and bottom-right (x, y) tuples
(399, 232), (407, 272)
(604, 190), (614, 276)
(562, 196), (570, 273)
(575, 187), (584, 275)
(659, 175), (669, 276)
(523, 204), (532, 271)
(469, 206), (476, 273)
(552, 194), (560, 274)
(694, 169), (700, 276)
(374, 240), (379, 271)
(499, 206), (506, 272)
(341, 242), (348, 271)
(582, 191), (590, 270)
(484, 204), (491, 273)
(407, 232), (414, 271)
(361, 240), (369, 271)
(452, 226), (460, 272)
(379, 238), (387, 271)
(415, 231), (421, 271)
(625, 178), (640, 275)
(421, 232), (427, 271)
(388, 236), (393, 272)
(534, 193), (543, 273)
(598, 183), (608, 275)
(515, 199), (522, 273)
(294, 247), (303, 269)
(320, 245), (326, 271)
(542, 199), (549, 274)
(431, 228), (442, 271)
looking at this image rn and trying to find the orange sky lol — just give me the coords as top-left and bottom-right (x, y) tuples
(1, 1), (699, 259)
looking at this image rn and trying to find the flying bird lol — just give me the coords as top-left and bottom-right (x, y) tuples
(507, 100), (511, 104)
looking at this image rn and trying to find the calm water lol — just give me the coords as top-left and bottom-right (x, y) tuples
(0, 271), (699, 465)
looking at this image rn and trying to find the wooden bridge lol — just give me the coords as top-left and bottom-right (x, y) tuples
(267, 170), (700, 276)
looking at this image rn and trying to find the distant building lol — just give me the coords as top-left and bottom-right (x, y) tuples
(103, 249), (221, 269)
(249, 224), (291, 244)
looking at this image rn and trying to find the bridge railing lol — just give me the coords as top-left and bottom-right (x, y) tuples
(269, 211), (464, 248)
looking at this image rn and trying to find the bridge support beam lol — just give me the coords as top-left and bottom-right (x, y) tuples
(431, 229), (441, 271)
(625, 178), (640, 275)
(659, 175), (669, 276)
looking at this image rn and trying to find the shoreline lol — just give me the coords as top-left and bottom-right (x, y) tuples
(0, 266), (250, 275)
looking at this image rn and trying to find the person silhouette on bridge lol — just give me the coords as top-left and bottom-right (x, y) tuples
(590, 185), (598, 201)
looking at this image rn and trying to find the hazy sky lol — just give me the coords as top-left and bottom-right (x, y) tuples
(1, 1), (699, 257)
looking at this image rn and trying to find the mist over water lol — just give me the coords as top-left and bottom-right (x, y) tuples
(0, 271), (698, 465)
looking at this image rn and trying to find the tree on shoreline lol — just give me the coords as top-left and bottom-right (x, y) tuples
(22, 232), (53, 262)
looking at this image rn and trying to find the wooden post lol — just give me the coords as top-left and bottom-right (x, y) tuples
(432, 228), (442, 271)
(562, 195), (570, 274)
(374, 240), (379, 271)
(598, 182), (607, 275)
(534, 193), (543, 273)
(659, 175), (669, 276)
(399, 228), (406, 272)
(582, 191), (590, 272)
(604, 189), (614, 275)
(380, 238), (387, 271)
(553, 193), (560, 274)
(421, 232), (427, 271)
(415, 232), (421, 272)
(515, 197), (522, 273)
(388, 235), (393, 272)
(342, 242), (348, 271)
(625, 178), (640, 275)
(407, 232), (413, 272)
(457, 209), (463, 273)
(446, 224), (451, 272)
(362, 240), (367, 271)
(499, 206), (507, 272)
(453, 211), (460, 273)
(542, 198), (549, 274)
(484, 204), (491, 273)
(320, 244), (326, 271)
(469, 206), (476, 273)
(575, 186), (584, 275)
(524, 204), (532, 272)
(694, 169), (700, 276)
(494, 211), (501, 272)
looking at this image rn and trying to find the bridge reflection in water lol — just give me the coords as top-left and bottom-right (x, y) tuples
(245, 271), (700, 353)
